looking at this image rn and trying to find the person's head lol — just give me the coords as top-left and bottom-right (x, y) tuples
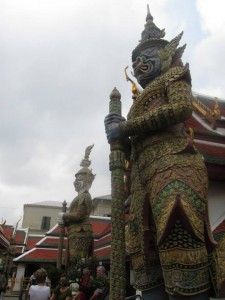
(34, 268), (47, 284)
(96, 266), (106, 277)
(59, 273), (69, 287)
(82, 267), (91, 277)
(59, 278), (69, 287)
(60, 273), (67, 280)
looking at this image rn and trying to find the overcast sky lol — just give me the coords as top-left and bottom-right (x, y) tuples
(0, 0), (225, 226)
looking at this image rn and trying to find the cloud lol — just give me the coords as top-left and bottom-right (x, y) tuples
(196, 0), (225, 34)
(190, 0), (225, 96)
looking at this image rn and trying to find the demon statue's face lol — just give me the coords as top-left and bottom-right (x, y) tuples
(132, 46), (161, 88)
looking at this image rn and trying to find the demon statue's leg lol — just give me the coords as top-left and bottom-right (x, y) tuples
(142, 285), (169, 300)
(168, 293), (209, 300)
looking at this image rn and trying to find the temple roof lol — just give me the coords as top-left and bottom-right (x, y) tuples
(14, 248), (65, 263)
(3, 225), (29, 254)
(14, 216), (111, 263)
(185, 92), (225, 180)
(26, 236), (44, 250)
(0, 232), (10, 249)
(24, 201), (69, 208)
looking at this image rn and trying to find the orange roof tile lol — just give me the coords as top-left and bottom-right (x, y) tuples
(94, 234), (111, 248)
(94, 246), (111, 258)
(26, 237), (42, 250)
(14, 248), (66, 262)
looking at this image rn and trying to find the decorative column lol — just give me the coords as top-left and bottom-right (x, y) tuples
(57, 200), (67, 271)
(108, 87), (126, 300)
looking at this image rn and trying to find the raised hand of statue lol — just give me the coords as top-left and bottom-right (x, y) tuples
(104, 113), (125, 144)
(58, 212), (65, 225)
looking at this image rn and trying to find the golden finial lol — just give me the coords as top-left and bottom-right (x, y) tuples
(124, 66), (140, 99)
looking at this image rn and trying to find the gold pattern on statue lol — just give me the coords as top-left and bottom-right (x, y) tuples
(160, 247), (208, 265)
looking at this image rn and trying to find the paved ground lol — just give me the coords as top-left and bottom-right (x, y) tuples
(4, 293), (22, 299)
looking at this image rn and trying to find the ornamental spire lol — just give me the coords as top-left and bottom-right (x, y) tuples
(140, 4), (165, 42)
(80, 144), (94, 168)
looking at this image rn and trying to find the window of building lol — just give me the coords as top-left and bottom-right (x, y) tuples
(104, 213), (111, 217)
(41, 216), (51, 230)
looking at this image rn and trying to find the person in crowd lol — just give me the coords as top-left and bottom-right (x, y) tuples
(29, 273), (37, 286)
(74, 267), (93, 300)
(0, 270), (7, 300)
(45, 275), (51, 288)
(50, 273), (67, 299)
(89, 266), (109, 300)
(28, 268), (50, 300)
(50, 274), (72, 300)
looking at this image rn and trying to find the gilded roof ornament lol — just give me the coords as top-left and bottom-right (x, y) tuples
(192, 96), (221, 129)
(213, 97), (221, 119)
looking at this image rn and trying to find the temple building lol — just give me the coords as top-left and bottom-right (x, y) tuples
(186, 92), (225, 229)
(0, 221), (10, 270)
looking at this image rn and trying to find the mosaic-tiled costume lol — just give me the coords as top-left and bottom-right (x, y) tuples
(105, 6), (221, 299)
(66, 191), (93, 260)
(59, 145), (95, 261)
(123, 64), (215, 296)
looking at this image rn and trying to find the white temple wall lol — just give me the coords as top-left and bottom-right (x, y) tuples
(13, 263), (25, 292)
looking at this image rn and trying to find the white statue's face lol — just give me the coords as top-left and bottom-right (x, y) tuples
(74, 174), (85, 193)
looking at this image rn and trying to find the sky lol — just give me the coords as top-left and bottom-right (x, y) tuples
(0, 0), (225, 226)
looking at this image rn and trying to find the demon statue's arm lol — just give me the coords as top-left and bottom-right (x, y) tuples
(58, 192), (92, 225)
(106, 67), (193, 142)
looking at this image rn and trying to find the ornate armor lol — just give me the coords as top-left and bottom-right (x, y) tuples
(105, 5), (220, 298)
(124, 65), (214, 295)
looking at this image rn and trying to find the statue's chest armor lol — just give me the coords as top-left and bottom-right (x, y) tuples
(127, 76), (167, 120)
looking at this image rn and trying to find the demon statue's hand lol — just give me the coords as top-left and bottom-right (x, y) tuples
(104, 113), (125, 143)
(58, 212), (65, 225)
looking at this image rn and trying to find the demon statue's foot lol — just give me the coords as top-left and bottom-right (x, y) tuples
(142, 285), (169, 300)
(168, 293), (209, 300)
